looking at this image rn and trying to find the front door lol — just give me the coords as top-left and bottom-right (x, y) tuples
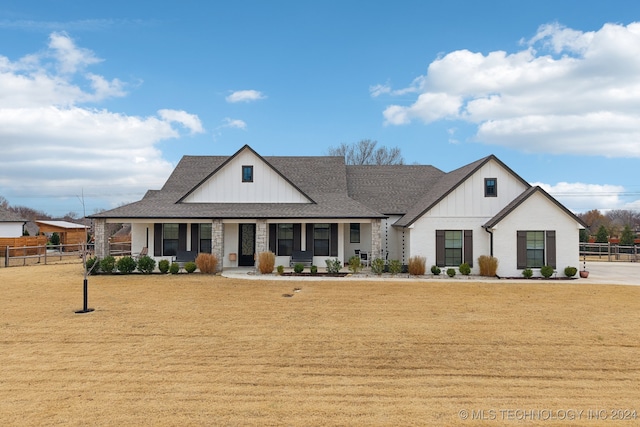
(238, 224), (256, 266)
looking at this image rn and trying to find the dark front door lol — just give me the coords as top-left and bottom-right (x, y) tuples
(238, 224), (256, 266)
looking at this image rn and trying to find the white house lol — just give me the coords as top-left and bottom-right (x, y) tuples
(91, 145), (585, 277)
(0, 206), (26, 238)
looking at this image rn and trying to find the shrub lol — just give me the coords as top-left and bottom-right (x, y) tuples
(431, 265), (441, 275)
(446, 268), (456, 277)
(564, 266), (578, 278)
(540, 265), (555, 279)
(257, 251), (275, 274)
(116, 256), (137, 274)
(348, 255), (362, 273)
(169, 262), (180, 274)
(408, 256), (426, 276)
(277, 265), (284, 275)
(100, 256), (116, 274)
(293, 263), (304, 274)
(325, 258), (342, 274)
(522, 268), (533, 279)
(310, 265), (318, 275)
(184, 261), (197, 273)
(459, 262), (471, 276)
(137, 255), (156, 274)
(388, 259), (402, 276)
(371, 258), (385, 275)
(158, 259), (170, 274)
(478, 255), (498, 277)
(85, 256), (99, 274)
(196, 253), (218, 274)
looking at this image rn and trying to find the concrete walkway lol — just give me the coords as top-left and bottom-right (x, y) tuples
(221, 261), (640, 286)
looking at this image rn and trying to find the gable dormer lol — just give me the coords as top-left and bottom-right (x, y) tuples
(181, 145), (313, 204)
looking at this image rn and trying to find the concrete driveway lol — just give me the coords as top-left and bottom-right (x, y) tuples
(581, 261), (640, 286)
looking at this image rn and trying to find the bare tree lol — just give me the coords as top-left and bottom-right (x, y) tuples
(327, 139), (404, 165)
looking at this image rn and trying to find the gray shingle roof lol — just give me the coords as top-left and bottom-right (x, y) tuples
(0, 206), (26, 223)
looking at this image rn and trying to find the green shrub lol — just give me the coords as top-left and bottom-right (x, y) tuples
(50, 232), (60, 246)
(408, 256), (426, 275)
(100, 256), (116, 274)
(85, 256), (99, 274)
(431, 265), (441, 275)
(564, 266), (578, 278)
(310, 265), (318, 275)
(371, 258), (385, 275)
(459, 263), (471, 275)
(445, 268), (455, 277)
(116, 256), (137, 274)
(348, 255), (362, 273)
(522, 268), (533, 279)
(137, 255), (156, 274)
(169, 262), (180, 274)
(540, 265), (555, 279)
(478, 255), (498, 277)
(276, 265), (284, 275)
(388, 259), (402, 276)
(158, 259), (170, 274)
(184, 261), (197, 273)
(293, 263), (304, 274)
(325, 258), (342, 274)
(258, 251), (275, 274)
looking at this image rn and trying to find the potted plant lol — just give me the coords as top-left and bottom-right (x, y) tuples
(580, 255), (589, 278)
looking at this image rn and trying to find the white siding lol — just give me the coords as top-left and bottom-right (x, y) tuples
(0, 222), (23, 237)
(383, 216), (406, 263)
(184, 149), (310, 203)
(223, 223), (239, 268)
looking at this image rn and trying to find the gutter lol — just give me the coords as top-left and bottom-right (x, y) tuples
(484, 226), (493, 256)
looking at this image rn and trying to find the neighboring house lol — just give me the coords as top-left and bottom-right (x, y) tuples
(90, 145), (586, 277)
(0, 206), (26, 237)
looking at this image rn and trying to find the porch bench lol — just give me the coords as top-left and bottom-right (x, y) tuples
(290, 250), (313, 267)
(175, 250), (197, 268)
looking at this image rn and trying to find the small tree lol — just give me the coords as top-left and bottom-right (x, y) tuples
(620, 225), (635, 246)
(50, 232), (61, 246)
(595, 225), (609, 243)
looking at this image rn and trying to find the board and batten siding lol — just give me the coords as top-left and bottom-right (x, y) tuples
(183, 150), (310, 204)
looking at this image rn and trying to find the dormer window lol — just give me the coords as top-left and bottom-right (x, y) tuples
(485, 178), (497, 197)
(242, 165), (254, 183)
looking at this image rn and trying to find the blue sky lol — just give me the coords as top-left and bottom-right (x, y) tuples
(1, 1), (640, 217)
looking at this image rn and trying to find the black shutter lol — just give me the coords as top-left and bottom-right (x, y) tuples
(178, 223), (187, 252)
(330, 223), (338, 257)
(293, 224), (301, 251)
(306, 223), (314, 254)
(546, 230), (556, 268)
(435, 230), (445, 267)
(517, 231), (527, 269)
(269, 224), (277, 253)
(464, 230), (473, 267)
(191, 224), (199, 252)
(154, 223), (162, 256)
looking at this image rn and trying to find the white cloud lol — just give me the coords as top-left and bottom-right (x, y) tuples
(220, 118), (247, 130)
(378, 22), (640, 158)
(532, 181), (626, 212)
(225, 89), (266, 103)
(158, 109), (204, 134)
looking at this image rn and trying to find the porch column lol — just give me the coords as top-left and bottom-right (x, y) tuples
(212, 219), (224, 272)
(255, 219), (268, 272)
(94, 218), (109, 259)
(371, 219), (381, 260)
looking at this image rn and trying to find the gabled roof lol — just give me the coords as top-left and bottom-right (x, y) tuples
(483, 186), (587, 229)
(393, 155), (531, 227)
(0, 206), (26, 223)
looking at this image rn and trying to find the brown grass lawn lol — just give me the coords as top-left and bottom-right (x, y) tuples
(1, 263), (640, 426)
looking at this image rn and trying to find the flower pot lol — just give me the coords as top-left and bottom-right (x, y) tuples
(579, 270), (589, 278)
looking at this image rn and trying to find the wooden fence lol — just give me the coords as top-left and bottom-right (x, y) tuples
(580, 243), (639, 262)
(1, 240), (132, 268)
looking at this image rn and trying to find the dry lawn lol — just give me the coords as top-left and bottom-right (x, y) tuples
(1, 263), (640, 426)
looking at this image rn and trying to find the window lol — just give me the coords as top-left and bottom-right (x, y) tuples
(485, 178), (497, 197)
(242, 165), (254, 183)
(199, 223), (212, 253)
(444, 230), (463, 266)
(526, 231), (545, 268)
(350, 223), (360, 243)
(163, 223), (179, 256)
(313, 223), (330, 256)
(277, 223), (294, 256)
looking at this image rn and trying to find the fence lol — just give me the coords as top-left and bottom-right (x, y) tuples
(580, 243), (639, 262)
(2, 240), (132, 268)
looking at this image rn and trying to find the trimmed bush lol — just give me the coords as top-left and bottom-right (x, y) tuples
(310, 265), (318, 275)
(158, 259), (170, 274)
(446, 268), (456, 277)
(293, 263), (304, 274)
(408, 256), (426, 276)
(257, 251), (275, 274)
(184, 261), (197, 273)
(371, 258), (385, 276)
(540, 265), (555, 279)
(564, 266), (578, 278)
(86, 256), (99, 274)
(137, 255), (156, 274)
(276, 265), (284, 275)
(459, 263), (471, 276)
(348, 255), (362, 273)
(169, 262), (180, 274)
(478, 255), (498, 277)
(325, 258), (342, 274)
(196, 253), (218, 274)
(431, 265), (441, 275)
(116, 256), (137, 274)
(100, 256), (116, 274)
(522, 268), (533, 279)
(388, 259), (402, 276)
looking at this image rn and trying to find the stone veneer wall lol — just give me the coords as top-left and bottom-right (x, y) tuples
(212, 219), (224, 272)
(255, 220), (267, 272)
(371, 219), (381, 260)
(94, 218), (109, 259)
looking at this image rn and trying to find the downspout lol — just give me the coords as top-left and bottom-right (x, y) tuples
(484, 226), (494, 257)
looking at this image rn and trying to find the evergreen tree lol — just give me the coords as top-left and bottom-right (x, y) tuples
(595, 225), (609, 243)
